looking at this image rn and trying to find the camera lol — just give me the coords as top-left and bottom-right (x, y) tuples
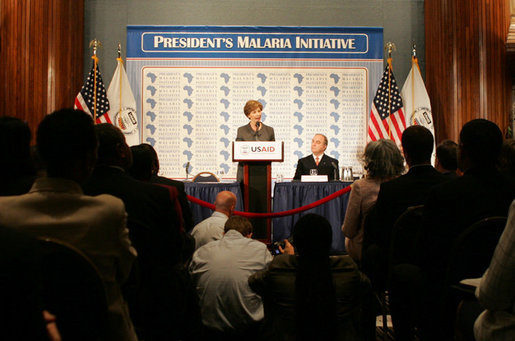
(270, 237), (294, 255)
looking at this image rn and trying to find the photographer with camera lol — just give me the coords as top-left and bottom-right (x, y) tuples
(249, 214), (372, 341)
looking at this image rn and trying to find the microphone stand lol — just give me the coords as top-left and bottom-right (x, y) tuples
(331, 162), (338, 181)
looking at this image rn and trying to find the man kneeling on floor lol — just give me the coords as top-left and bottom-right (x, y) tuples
(189, 215), (272, 340)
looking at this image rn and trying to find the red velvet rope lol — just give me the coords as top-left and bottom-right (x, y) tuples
(186, 184), (352, 219)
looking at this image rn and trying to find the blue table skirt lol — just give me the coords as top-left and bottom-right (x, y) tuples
(184, 182), (244, 226)
(272, 181), (352, 252)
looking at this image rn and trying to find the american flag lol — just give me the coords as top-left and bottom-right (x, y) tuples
(74, 58), (111, 124)
(368, 62), (406, 145)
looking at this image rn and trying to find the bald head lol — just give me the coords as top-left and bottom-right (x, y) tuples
(214, 191), (237, 217)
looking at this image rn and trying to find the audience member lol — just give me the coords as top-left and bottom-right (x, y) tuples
(360, 126), (448, 341)
(362, 125), (446, 288)
(0, 116), (36, 195)
(129, 143), (194, 232)
(250, 214), (372, 341)
(435, 139), (459, 178)
(417, 119), (515, 340)
(497, 138), (515, 183)
(0, 225), (49, 340)
(342, 139), (404, 262)
(82, 123), (192, 340)
(293, 134), (339, 181)
(0, 109), (138, 340)
(189, 216), (272, 339)
(474, 199), (515, 341)
(191, 191), (237, 249)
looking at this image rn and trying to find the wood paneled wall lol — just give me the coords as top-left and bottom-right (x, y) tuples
(0, 0), (84, 141)
(425, 0), (511, 142)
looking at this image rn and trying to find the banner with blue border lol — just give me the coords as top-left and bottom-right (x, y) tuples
(126, 25), (383, 188)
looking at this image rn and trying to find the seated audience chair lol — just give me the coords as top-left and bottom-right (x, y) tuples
(447, 216), (507, 285)
(38, 237), (108, 341)
(388, 205), (424, 270)
(192, 171), (219, 182)
(386, 205), (425, 341)
(446, 216), (507, 340)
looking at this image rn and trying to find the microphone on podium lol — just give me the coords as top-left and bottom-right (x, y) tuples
(185, 161), (190, 180)
(331, 161), (339, 181)
(256, 121), (261, 129)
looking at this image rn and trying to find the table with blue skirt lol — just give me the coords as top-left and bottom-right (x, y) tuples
(184, 182), (244, 226)
(272, 181), (353, 252)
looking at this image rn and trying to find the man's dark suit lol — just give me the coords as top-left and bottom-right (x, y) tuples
(83, 166), (187, 339)
(419, 166), (514, 276)
(293, 154), (339, 181)
(151, 175), (194, 232)
(416, 166), (515, 339)
(365, 165), (448, 255)
(83, 166), (182, 254)
(361, 164), (448, 341)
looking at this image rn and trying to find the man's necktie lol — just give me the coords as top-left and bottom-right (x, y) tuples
(315, 156), (319, 166)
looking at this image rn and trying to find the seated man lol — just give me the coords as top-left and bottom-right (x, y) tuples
(363, 125), (447, 287)
(249, 214), (372, 341)
(293, 134), (339, 181)
(0, 109), (138, 341)
(0, 116), (36, 195)
(190, 191), (237, 249)
(129, 143), (194, 232)
(82, 124), (190, 340)
(189, 216), (272, 337)
(417, 119), (515, 340)
(362, 125), (447, 341)
(435, 139), (459, 178)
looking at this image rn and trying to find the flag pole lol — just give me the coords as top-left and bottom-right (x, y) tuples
(117, 43), (123, 121)
(89, 39), (100, 123)
(385, 42), (396, 141)
(411, 42), (417, 125)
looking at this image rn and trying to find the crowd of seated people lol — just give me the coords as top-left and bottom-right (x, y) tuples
(1, 109), (514, 341)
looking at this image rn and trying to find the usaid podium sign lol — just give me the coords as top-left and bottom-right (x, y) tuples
(232, 141), (284, 162)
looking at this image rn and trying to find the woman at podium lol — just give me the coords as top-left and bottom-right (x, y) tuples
(235, 100), (275, 182)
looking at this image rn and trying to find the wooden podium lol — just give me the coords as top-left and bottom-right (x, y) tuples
(233, 141), (284, 243)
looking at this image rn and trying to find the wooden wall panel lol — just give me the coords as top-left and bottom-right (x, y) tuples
(425, 0), (511, 142)
(0, 0), (84, 142)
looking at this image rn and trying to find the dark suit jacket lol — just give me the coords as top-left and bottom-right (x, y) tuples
(293, 154), (339, 181)
(83, 166), (188, 336)
(151, 175), (194, 232)
(362, 165), (447, 288)
(83, 166), (182, 263)
(366, 165), (448, 249)
(418, 166), (515, 279)
(236, 122), (275, 142)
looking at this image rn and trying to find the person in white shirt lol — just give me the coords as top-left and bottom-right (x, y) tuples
(474, 200), (515, 341)
(190, 191), (236, 249)
(189, 215), (273, 337)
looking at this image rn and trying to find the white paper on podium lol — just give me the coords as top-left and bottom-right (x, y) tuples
(301, 175), (328, 182)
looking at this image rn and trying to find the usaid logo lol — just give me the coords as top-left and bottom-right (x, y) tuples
(240, 145), (250, 154)
(240, 145), (275, 154)
(251, 146), (276, 153)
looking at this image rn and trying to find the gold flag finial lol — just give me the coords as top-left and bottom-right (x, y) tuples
(385, 42), (396, 59)
(89, 39), (102, 56)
